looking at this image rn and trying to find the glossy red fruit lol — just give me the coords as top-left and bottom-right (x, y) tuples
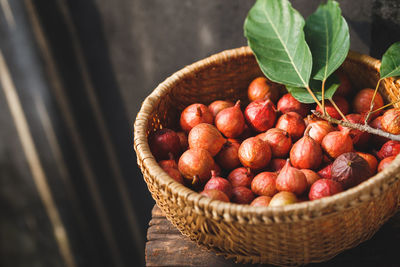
(215, 140), (241, 170)
(308, 120), (335, 144)
(250, 196), (272, 207)
(290, 126), (323, 170)
(158, 153), (178, 170)
(257, 128), (292, 158)
(335, 69), (352, 96)
(244, 99), (277, 132)
(251, 172), (278, 197)
(208, 100), (234, 117)
(356, 152), (378, 174)
(276, 160), (308, 195)
(309, 179), (343, 200)
(318, 164), (333, 179)
(300, 169), (321, 190)
(377, 140), (400, 160)
(248, 77), (281, 103)
(316, 96), (349, 119)
(201, 189), (229, 202)
(188, 123), (226, 156)
(269, 191), (297, 206)
(238, 137), (271, 170)
(353, 88), (384, 118)
(338, 114), (370, 148)
(176, 131), (189, 151)
(275, 112), (306, 141)
(269, 158), (287, 173)
(321, 129), (354, 159)
(277, 93), (310, 117)
(178, 148), (215, 184)
(370, 116), (390, 147)
(180, 103), (213, 132)
(231, 186), (255, 204)
(215, 100), (245, 138)
(149, 128), (182, 160)
(381, 109), (400, 135)
(163, 167), (184, 184)
(204, 171), (233, 199)
(227, 167), (254, 188)
(331, 152), (371, 189)
(378, 156), (396, 172)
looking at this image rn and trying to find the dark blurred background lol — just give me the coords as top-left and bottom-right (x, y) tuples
(0, 0), (398, 266)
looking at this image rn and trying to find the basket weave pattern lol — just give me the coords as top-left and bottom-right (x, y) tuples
(134, 47), (400, 266)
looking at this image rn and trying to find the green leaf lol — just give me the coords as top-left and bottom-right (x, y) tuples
(304, 0), (350, 81)
(244, 0), (312, 88)
(286, 74), (340, 103)
(380, 42), (400, 79)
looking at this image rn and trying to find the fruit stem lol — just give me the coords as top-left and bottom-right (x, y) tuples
(328, 98), (349, 122)
(304, 124), (312, 137)
(192, 175), (199, 185)
(312, 110), (400, 142)
(369, 98), (400, 115)
(235, 100), (241, 108)
(306, 86), (323, 110)
(364, 79), (382, 124)
(246, 167), (252, 177)
(196, 106), (202, 117)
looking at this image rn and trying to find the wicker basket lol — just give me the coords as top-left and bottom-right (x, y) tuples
(134, 46), (400, 266)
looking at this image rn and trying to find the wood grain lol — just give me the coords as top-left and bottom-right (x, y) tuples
(146, 205), (400, 267)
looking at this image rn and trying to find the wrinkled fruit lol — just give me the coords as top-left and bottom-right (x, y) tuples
(178, 148), (215, 184)
(180, 103), (213, 132)
(227, 167), (254, 188)
(276, 160), (307, 195)
(188, 123), (226, 156)
(238, 137), (271, 170)
(149, 128), (182, 161)
(248, 77), (280, 103)
(309, 179), (343, 200)
(215, 100), (245, 138)
(331, 152), (371, 189)
(251, 172), (278, 197)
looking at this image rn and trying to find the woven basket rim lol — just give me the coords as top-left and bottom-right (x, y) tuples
(134, 46), (400, 221)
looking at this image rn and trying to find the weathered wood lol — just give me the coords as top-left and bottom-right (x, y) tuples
(146, 205), (259, 267)
(146, 205), (400, 267)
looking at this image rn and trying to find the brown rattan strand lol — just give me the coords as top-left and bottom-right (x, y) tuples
(134, 46), (400, 266)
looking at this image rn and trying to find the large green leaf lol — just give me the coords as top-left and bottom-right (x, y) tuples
(305, 0), (349, 81)
(380, 42), (400, 79)
(244, 0), (312, 88)
(286, 74), (340, 103)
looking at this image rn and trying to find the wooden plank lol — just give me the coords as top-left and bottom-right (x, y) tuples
(146, 206), (256, 267)
(146, 205), (400, 266)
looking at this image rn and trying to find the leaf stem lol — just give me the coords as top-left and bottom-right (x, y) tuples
(370, 98), (400, 115)
(321, 79), (326, 115)
(328, 98), (349, 122)
(364, 79), (382, 124)
(312, 110), (400, 141)
(306, 86), (323, 110)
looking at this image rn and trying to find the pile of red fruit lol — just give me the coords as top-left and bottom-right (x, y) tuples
(149, 74), (400, 207)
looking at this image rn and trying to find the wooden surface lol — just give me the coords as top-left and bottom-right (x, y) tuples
(146, 205), (400, 267)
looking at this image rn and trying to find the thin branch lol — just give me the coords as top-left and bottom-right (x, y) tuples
(306, 86), (323, 110)
(370, 98), (400, 115)
(312, 110), (400, 142)
(328, 98), (349, 122)
(364, 79), (382, 124)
